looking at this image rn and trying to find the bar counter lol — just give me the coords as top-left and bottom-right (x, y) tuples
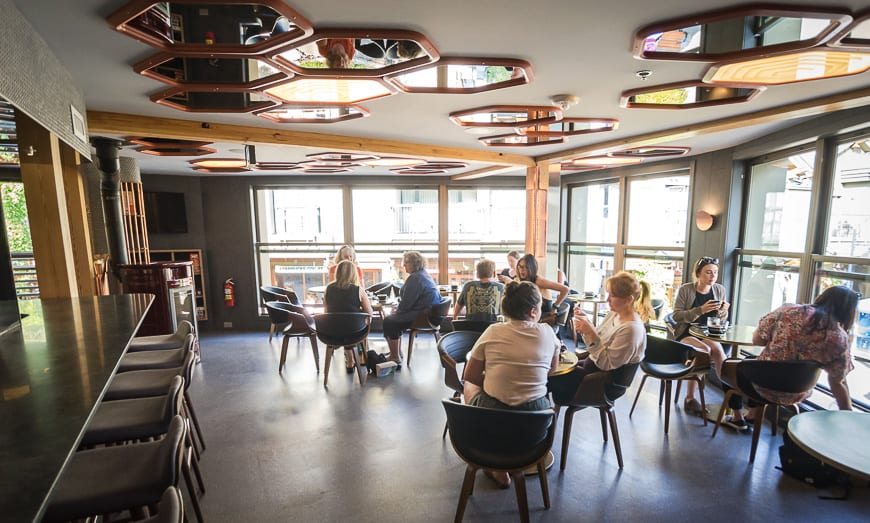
(0, 295), (152, 523)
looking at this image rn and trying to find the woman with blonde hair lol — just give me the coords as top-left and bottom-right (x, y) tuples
(549, 271), (647, 404)
(324, 260), (374, 373)
(328, 245), (363, 283)
(635, 280), (656, 328)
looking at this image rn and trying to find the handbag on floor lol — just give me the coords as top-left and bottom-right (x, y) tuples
(365, 350), (388, 374)
(778, 431), (849, 490)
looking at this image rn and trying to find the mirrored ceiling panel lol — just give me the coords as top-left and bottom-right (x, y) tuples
(517, 118), (619, 137)
(608, 146), (691, 158)
(633, 6), (851, 61)
(256, 103), (369, 124)
(152, 86), (277, 112)
(829, 13), (870, 49)
(620, 81), (762, 109)
(479, 133), (564, 147)
(263, 78), (394, 104)
(449, 105), (562, 128)
(388, 57), (533, 94)
(108, 1), (313, 55)
(271, 29), (438, 77)
(704, 50), (870, 86)
(135, 52), (287, 89)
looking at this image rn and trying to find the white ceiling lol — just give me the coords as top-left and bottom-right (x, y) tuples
(10, 0), (870, 178)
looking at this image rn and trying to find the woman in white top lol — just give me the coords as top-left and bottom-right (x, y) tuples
(549, 271), (647, 404)
(463, 280), (561, 489)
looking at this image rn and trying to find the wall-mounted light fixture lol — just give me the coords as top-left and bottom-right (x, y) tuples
(695, 210), (715, 231)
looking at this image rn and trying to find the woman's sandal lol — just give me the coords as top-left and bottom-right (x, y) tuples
(484, 469), (511, 489)
(683, 398), (705, 418)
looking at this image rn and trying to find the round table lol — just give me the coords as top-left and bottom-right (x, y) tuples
(787, 411), (870, 482)
(566, 294), (607, 326)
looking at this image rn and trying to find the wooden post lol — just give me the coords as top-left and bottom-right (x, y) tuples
(59, 145), (97, 296)
(525, 162), (549, 273)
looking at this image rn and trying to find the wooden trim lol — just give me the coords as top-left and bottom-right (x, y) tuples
(536, 85), (870, 164)
(60, 146), (96, 297)
(87, 110), (535, 167)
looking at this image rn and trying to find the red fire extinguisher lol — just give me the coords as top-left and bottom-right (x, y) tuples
(224, 278), (235, 307)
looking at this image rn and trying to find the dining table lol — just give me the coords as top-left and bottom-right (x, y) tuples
(0, 294), (152, 523)
(688, 323), (760, 357)
(566, 294), (608, 326)
(787, 411), (870, 483)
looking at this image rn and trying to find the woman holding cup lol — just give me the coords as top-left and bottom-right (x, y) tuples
(672, 256), (730, 421)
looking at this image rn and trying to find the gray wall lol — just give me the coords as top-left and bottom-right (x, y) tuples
(0, 0), (90, 158)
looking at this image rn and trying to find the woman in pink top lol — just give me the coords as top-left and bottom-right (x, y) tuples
(720, 285), (857, 430)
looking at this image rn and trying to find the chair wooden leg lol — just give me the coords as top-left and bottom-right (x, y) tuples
(629, 374), (649, 418)
(606, 408), (624, 469)
(309, 335), (320, 373)
(352, 348), (366, 385)
(599, 409), (608, 442)
(658, 380), (665, 406)
(663, 380), (673, 434)
(455, 466), (477, 523)
(696, 376), (708, 426)
(674, 380), (682, 402)
(749, 404), (768, 463)
(323, 346), (334, 387)
(537, 460), (551, 509)
(712, 390), (734, 438)
(512, 470), (530, 523)
(407, 331), (417, 366)
(268, 324), (275, 342)
(278, 336), (290, 374)
(182, 457), (205, 522)
(184, 393), (206, 452)
(560, 408), (576, 470)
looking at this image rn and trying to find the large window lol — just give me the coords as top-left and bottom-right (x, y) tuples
(447, 188), (525, 286)
(565, 171), (690, 322)
(826, 140), (870, 258)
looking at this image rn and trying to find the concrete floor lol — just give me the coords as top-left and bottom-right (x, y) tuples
(187, 330), (870, 522)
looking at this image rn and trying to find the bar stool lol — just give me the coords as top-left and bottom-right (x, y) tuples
(119, 334), (195, 373)
(104, 349), (206, 455)
(129, 320), (195, 352)
(143, 487), (184, 523)
(43, 416), (185, 522)
(78, 378), (205, 522)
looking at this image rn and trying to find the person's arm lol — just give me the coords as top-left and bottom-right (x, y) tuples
(671, 284), (715, 324)
(537, 276), (569, 308)
(752, 308), (777, 345)
(453, 285), (468, 319)
(395, 273), (423, 313)
(574, 308), (600, 345)
(829, 377), (852, 410)
(462, 357), (485, 403)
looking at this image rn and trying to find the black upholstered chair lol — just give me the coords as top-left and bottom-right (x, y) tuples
(629, 335), (710, 434)
(451, 319), (495, 333)
(265, 301), (319, 374)
(712, 359), (821, 462)
(442, 400), (556, 523)
(554, 362), (640, 469)
(43, 416), (186, 522)
(313, 312), (371, 387)
(406, 297), (452, 366)
(437, 330), (483, 437)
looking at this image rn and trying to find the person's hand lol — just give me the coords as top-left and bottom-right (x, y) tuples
(700, 299), (720, 313)
(719, 301), (730, 314)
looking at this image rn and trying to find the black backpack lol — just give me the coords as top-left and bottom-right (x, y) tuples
(365, 350), (388, 374)
(778, 431), (850, 492)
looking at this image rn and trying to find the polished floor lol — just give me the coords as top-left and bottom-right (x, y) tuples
(188, 330), (870, 522)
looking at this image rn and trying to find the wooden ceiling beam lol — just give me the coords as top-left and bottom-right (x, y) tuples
(86, 111), (536, 167)
(534, 86), (870, 164)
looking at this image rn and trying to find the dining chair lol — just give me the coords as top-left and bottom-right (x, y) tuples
(628, 335), (710, 434)
(265, 301), (319, 374)
(437, 330), (483, 437)
(313, 312), (371, 387)
(442, 400), (556, 523)
(554, 362), (640, 470)
(129, 320), (195, 352)
(406, 296), (452, 366)
(712, 359), (821, 462)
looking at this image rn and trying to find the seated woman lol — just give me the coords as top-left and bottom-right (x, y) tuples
(719, 285), (856, 430)
(516, 254), (569, 318)
(635, 280), (656, 331)
(453, 259), (504, 322)
(328, 245), (364, 283)
(549, 271), (646, 405)
(462, 281), (561, 489)
(671, 256), (730, 417)
(324, 260), (374, 373)
(383, 251), (440, 365)
(497, 250), (520, 283)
